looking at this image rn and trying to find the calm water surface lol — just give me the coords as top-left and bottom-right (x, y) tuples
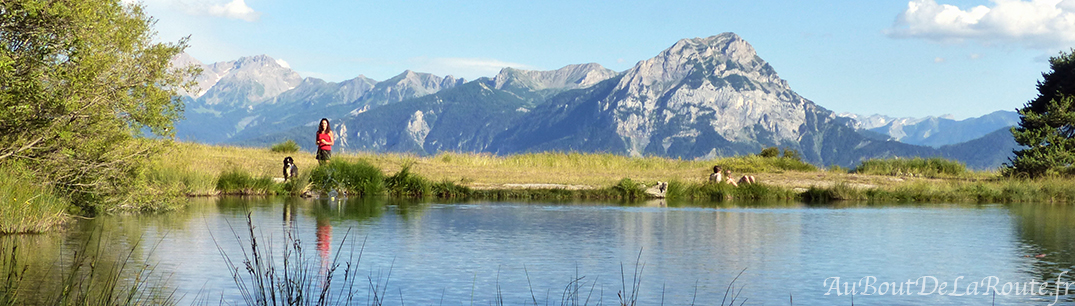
(5, 197), (1075, 305)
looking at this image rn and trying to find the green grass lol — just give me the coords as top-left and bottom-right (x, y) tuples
(0, 165), (69, 234)
(310, 158), (385, 196)
(802, 177), (1075, 204)
(853, 157), (967, 178)
(269, 139), (300, 153)
(665, 180), (798, 202)
(215, 168), (282, 195)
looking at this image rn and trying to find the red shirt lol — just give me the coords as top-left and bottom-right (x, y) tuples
(317, 132), (332, 151)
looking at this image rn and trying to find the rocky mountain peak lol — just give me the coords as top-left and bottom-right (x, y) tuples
(198, 54), (303, 106)
(492, 63), (617, 91)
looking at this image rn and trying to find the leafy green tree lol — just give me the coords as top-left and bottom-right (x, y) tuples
(0, 0), (198, 210)
(1008, 49), (1075, 178)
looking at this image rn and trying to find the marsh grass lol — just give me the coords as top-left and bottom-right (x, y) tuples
(802, 177), (1075, 203)
(216, 168), (282, 195)
(213, 213), (363, 306)
(853, 157), (967, 178)
(283, 169), (312, 195)
(665, 180), (797, 202)
(0, 165), (69, 234)
(311, 158), (385, 197)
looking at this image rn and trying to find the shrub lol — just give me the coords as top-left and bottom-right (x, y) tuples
(612, 178), (647, 200)
(270, 139), (301, 153)
(759, 147), (779, 158)
(215, 168), (279, 195)
(310, 158), (385, 196)
(781, 148), (802, 161)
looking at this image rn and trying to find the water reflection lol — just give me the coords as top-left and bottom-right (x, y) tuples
(7, 199), (1075, 305)
(1009, 203), (1075, 303)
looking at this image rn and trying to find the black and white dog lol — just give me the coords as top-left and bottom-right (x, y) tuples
(283, 156), (298, 181)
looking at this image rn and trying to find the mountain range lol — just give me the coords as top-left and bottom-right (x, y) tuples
(171, 33), (1023, 169)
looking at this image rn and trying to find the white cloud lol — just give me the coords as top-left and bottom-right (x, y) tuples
(887, 0), (1075, 48)
(969, 53), (983, 59)
(208, 0), (260, 22)
(275, 58), (290, 68)
(934, 57), (947, 63)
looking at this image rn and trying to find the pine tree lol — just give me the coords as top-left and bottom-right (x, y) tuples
(1008, 50), (1075, 177)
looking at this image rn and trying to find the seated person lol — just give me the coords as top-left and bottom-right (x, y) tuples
(723, 169), (739, 187)
(708, 166), (723, 183)
(738, 174), (757, 185)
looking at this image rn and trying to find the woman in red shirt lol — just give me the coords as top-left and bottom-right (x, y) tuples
(315, 118), (335, 165)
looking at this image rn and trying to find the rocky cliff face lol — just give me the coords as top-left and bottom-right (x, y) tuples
(605, 33), (818, 156)
(491, 33), (859, 163)
(197, 55), (303, 107)
(492, 63), (617, 91)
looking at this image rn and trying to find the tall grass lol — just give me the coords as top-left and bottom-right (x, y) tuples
(270, 140), (301, 153)
(664, 180), (798, 202)
(853, 157), (967, 178)
(310, 158), (385, 197)
(0, 165), (68, 234)
(801, 178), (1075, 204)
(216, 168), (282, 195)
(214, 213), (362, 306)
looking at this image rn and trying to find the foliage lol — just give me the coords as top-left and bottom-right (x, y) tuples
(215, 168), (280, 195)
(269, 139), (300, 153)
(780, 147), (802, 161)
(612, 178), (647, 200)
(853, 157), (967, 177)
(0, 0), (199, 211)
(0, 164), (68, 234)
(1009, 49), (1075, 178)
(712, 154), (817, 173)
(310, 158), (385, 196)
(759, 147), (779, 158)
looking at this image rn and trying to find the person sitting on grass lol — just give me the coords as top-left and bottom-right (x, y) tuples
(723, 169), (757, 186)
(708, 165), (723, 184)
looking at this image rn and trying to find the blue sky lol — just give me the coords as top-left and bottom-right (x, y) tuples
(134, 0), (1075, 119)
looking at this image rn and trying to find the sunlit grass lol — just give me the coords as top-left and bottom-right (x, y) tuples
(0, 165), (69, 234)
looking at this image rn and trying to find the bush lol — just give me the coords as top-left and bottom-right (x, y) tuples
(385, 164), (432, 197)
(612, 178), (647, 200)
(310, 158), (385, 196)
(270, 140), (301, 153)
(781, 148), (802, 161)
(215, 168), (280, 195)
(759, 147), (779, 158)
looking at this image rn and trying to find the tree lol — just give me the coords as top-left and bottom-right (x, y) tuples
(1008, 49), (1075, 178)
(0, 0), (198, 210)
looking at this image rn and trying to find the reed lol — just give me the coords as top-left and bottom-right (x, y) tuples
(0, 165), (69, 234)
(216, 168), (282, 195)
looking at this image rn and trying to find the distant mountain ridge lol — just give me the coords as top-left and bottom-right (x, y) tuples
(175, 34), (1022, 169)
(838, 110), (1020, 148)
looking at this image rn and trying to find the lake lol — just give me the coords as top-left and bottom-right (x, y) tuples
(3, 197), (1075, 305)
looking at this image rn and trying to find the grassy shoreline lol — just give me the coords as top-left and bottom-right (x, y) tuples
(6, 140), (1075, 234)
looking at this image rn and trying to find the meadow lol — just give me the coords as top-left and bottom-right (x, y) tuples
(6, 140), (1075, 234)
